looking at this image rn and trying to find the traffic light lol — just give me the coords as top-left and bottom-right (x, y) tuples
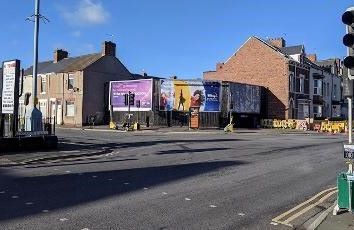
(343, 7), (354, 78)
(129, 93), (135, 106)
(124, 94), (129, 106)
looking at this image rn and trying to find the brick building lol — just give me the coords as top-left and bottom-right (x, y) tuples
(20, 41), (133, 127)
(204, 36), (342, 119)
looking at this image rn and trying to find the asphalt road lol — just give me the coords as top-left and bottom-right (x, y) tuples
(0, 129), (347, 230)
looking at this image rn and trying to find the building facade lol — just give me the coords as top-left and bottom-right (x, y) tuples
(20, 41), (133, 127)
(204, 36), (343, 120)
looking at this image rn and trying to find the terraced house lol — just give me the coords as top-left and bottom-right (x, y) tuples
(204, 37), (343, 120)
(20, 41), (133, 127)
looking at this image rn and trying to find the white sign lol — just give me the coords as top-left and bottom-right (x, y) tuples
(1, 61), (17, 114)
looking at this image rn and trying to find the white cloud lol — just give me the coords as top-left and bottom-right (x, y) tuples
(61, 0), (110, 26)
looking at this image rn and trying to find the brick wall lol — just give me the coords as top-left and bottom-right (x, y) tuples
(204, 37), (290, 119)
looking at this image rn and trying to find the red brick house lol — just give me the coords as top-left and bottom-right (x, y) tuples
(204, 36), (311, 119)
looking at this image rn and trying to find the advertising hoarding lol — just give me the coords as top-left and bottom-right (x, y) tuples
(1, 60), (19, 114)
(160, 79), (221, 112)
(110, 79), (153, 111)
(230, 83), (261, 114)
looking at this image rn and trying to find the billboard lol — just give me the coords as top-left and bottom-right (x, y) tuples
(110, 79), (153, 111)
(160, 79), (221, 112)
(2, 60), (20, 114)
(230, 83), (261, 114)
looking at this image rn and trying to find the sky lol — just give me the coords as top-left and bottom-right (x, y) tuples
(0, 0), (353, 78)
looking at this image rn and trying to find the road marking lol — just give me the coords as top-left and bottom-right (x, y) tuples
(81, 228), (90, 230)
(42, 210), (49, 213)
(238, 213), (245, 216)
(11, 195), (19, 199)
(124, 182), (130, 185)
(59, 150), (81, 153)
(209, 205), (217, 208)
(25, 202), (34, 205)
(53, 169), (58, 171)
(108, 178), (113, 181)
(59, 141), (87, 146)
(270, 222), (278, 226)
(65, 171), (71, 173)
(283, 190), (337, 224)
(92, 176), (98, 178)
(162, 192), (168, 195)
(59, 218), (68, 222)
(271, 187), (337, 227)
(0, 191), (5, 194)
(143, 187), (149, 190)
(185, 198), (191, 201)
(272, 187), (336, 222)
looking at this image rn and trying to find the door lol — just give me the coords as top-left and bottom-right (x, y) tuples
(56, 100), (62, 125)
(50, 100), (56, 124)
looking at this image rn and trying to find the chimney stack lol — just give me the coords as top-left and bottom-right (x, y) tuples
(102, 41), (116, 57)
(54, 49), (68, 63)
(267, 37), (286, 48)
(307, 54), (317, 63)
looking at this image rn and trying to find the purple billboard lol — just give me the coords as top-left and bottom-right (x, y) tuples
(110, 79), (153, 111)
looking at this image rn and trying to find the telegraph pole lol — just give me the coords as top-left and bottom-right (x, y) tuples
(32, 0), (40, 108)
(25, 0), (43, 131)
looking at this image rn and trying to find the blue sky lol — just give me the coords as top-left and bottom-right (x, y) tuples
(0, 0), (353, 77)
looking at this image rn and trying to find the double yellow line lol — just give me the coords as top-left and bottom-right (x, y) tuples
(271, 187), (337, 227)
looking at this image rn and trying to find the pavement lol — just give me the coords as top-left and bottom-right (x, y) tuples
(317, 210), (354, 230)
(0, 128), (349, 229)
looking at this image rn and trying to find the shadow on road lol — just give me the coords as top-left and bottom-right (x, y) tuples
(0, 160), (247, 222)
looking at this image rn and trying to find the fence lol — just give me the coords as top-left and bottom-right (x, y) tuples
(0, 115), (56, 138)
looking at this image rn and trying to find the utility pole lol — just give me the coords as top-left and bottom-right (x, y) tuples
(25, 0), (43, 131)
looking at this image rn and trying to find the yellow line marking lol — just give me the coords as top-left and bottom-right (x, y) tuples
(272, 187), (336, 222)
(282, 190), (337, 224)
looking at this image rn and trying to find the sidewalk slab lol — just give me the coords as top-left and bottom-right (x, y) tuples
(317, 210), (354, 230)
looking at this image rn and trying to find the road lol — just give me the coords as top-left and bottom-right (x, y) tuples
(0, 129), (347, 230)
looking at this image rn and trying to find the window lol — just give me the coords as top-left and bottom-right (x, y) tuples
(299, 76), (304, 93)
(313, 105), (322, 118)
(68, 74), (74, 90)
(289, 73), (295, 92)
(39, 100), (47, 118)
(40, 75), (46, 94)
(314, 79), (322, 95)
(334, 84), (337, 99)
(66, 101), (75, 117)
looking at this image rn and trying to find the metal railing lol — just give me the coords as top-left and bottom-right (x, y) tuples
(0, 115), (56, 138)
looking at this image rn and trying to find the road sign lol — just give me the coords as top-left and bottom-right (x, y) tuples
(344, 144), (354, 159)
(1, 60), (20, 114)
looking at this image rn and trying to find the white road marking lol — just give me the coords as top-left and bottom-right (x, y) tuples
(238, 213), (245, 216)
(92, 176), (98, 178)
(209, 205), (217, 208)
(108, 178), (113, 181)
(81, 228), (90, 230)
(25, 202), (34, 205)
(65, 171), (71, 173)
(105, 153), (113, 157)
(11, 196), (19, 199)
(0, 191), (5, 194)
(42, 210), (49, 213)
(53, 169), (58, 171)
(59, 150), (81, 153)
(143, 187), (149, 190)
(59, 218), (68, 222)
(270, 222), (278, 226)
(162, 192), (168, 195)
(124, 182), (130, 185)
(185, 198), (191, 201)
